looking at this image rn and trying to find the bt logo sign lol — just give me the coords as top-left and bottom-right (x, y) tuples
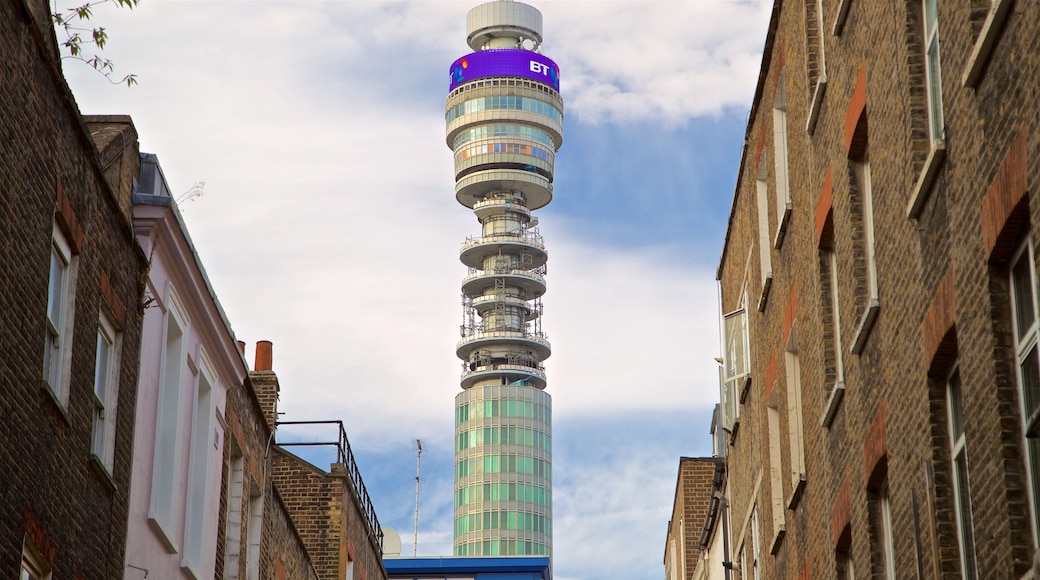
(529, 61), (560, 89)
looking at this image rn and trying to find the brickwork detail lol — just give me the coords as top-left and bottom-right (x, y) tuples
(981, 124), (1029, 263)
(921, 266), (956, 376)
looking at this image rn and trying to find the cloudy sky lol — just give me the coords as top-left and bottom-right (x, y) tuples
(63, 1), (771, 577)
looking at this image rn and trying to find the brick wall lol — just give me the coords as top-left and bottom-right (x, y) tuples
(217, 347), (317, 579)
(0, 0), (147, 576)
(664, 457), (718, 579)
(716, 0), (1040, 577)
(269, 448), (386, 580)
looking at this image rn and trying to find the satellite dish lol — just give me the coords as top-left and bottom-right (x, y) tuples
(521, 38), (536, 51)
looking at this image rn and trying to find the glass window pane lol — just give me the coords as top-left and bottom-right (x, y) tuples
(953, 453), (978, 578)
(1012, 254), (1036, 340)
(1021, 346), (1040, 415)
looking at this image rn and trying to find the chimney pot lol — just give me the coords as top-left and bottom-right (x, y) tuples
(237, 340), (246, 355)
(256, 340), (273, 371)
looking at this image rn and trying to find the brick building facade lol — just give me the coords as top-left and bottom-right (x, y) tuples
(665, 457), (720, 580)
(259, 350), (387, 580)
(714, 0), (1040, 577)
(0, 0), (147, 576)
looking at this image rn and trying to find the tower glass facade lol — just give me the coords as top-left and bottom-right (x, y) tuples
(446, 0), (562, 558)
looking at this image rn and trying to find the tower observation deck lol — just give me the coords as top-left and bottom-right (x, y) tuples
(446, 0), (561, 559)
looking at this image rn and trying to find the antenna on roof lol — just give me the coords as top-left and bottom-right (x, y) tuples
(413, 439), (423, 556)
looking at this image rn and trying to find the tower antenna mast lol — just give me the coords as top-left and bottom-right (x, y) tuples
(413, 439), (423, 556)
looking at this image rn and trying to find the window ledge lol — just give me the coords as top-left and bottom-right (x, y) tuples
(774, 205), (792, 250)
(41, 381), (72, 426)
(962, 0), (1014, 88)
(821, 381), (846, 428)
(832, 0), (851, 36)
(758, 274), (773, 313)
(906, 140), (947, 219)
(181, 561), (202, 580)
(148, 514), (181, 554)
(88, 454), (117, 492)
(851, 299), (880, 355)
(788, 476), (806, 510)
(739, 374), (753, 404)
(770, 525), (786, 555)
(806, 76), (827, 135)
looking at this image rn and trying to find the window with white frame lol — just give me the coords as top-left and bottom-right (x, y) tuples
(224, 454), (245, 580)
(756, 166), (773, 299)
(91, 312), (121, 471)
(721, 288), (750, 433)
(149, 289), (188, 549)
(750, 507), (761, 580)
(850, 150), (880, 355)
(44, 223), (77, 404)
(182, 355), (216, 577)
(946, 367), (978, 579)
(837, 551), (855, 580)
(922, 0), (944, 143)
(245, 488), (263, 580)
(766, 394), (786, 545)
(874, 485), (896, 579)
(826, 249), (845, 378)
(806, 0), (828, 134)
(1008, 239), (1040, 544)
(785, 330), (806, 502)
(854, 155), (878, 302)
(773, 77), (792, 247)
(20, 537), (51, 580)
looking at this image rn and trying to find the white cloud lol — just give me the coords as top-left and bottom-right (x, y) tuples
(553, 437), (687, 580)
(541, 0), (773, 126)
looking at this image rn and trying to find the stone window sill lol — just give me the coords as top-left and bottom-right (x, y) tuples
(770, 526), (786, 555)
(906, 140), (946, 219)
(821, 381), (846, 428)
(758, 274), (773, 313)
(788, 476), (806, 510)
(774, 205), (792, 250)
(806, 76), (827, 135)
(851, 299), (880, 355)
(832, 0), (851, 36)
(962, 0), (1014, 88)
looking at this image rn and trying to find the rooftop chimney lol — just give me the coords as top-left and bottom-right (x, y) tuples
(256, 340), (273, 371)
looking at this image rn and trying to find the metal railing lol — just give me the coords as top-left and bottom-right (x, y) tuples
(276, 420), (383, 550)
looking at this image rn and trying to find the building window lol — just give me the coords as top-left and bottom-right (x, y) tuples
(44, 223), (77, 405)
(183, 356), (216, 577)
(756, 165), (773, 307)
(872, 485), (896, 579)
(721, 288), (750, 434)
(821, 243), (846, 426)
(91, 313), (121, 471)
(766, 396), (786, 548)
(246, 488), (263, 580)
(20, 537), (51, 580)
(149, 289), (189, 549)
(922, 0), (944, 143)
(785, 333), (806, 504)
(851, 152), (879, 354)
(1009, 240), (1040, 543)
(946, 367), (978, 579)
(773, 76), (792, 247)
(224, 454), (245, 580)
(750, 507), (761, 580)
(837, 551), (855, 580)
